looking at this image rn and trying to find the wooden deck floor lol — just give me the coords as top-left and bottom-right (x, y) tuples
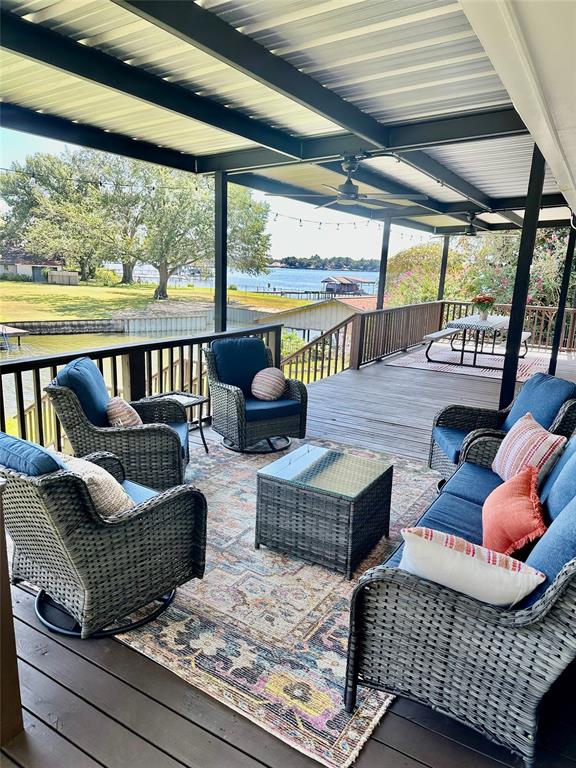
(3, 358), (576, 768)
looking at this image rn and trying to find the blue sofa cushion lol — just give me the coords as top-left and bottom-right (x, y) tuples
(245, 398), (301, 423)
(540, 435), (576, 512)
(543, 452), (576, 523)
(441, 461), (502, 506)
(55, 357), (110, 427)
(502, 373), (576, 431)
(166, 422), (189, 456)
(432, 426), (469, 464)
(0, 432), (66, 476)
(522, 496), (576, 607)
(211, 338), (268, 395)
(418, 492), (484, 544)
(122, 479), (158, 505)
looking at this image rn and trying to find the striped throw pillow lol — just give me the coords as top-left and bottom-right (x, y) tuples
(57, 453), (134, 518)
(399, 526), (545, 606)
(492, 412), (566, 483)
(106, 397), (143, 427)
(251, 367), (287, 401)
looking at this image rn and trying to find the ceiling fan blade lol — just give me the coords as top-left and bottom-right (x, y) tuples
(361, 198), (397, 208)
(321, 184), (343, 194)
(314, 199), (339, 210)
(359, 193), (428, 201)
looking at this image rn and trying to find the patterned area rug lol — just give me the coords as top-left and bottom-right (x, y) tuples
(119, 438), (438, 767)
(388, 344), (549, 382)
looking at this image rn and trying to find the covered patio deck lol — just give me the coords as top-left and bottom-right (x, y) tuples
(4, 358), (576, 768)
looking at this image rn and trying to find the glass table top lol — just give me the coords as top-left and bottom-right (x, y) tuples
(257, 444), (391, 500)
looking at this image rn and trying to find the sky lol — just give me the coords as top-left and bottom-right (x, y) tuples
(0, 127), (432, 261)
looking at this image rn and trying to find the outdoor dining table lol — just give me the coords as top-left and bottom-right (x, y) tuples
(445, 313), (511, 368)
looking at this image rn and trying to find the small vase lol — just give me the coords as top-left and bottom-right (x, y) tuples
(479, 310), (488, 322)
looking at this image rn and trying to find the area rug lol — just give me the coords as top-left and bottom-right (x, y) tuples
(387, 344), (549, 382)
(119, 438), (438, 768)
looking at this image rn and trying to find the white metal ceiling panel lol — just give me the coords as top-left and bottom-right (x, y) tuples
(362, 156), (466, 202)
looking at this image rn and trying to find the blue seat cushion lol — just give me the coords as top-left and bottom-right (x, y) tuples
(211, 338), (268, 395)
(55, 357), (110, 427)
(166, 422), (188, 456)
(244, 398), (301, 423)
(442, 461), (502, 506)
(502, 373), (576, 431)
(418, 492), (484, 544)
(432, 426), (469, 464)
(540, 435), (576, 517)
(122, 479), (158, 505)
(0, 432), (66, 476)
(521, 496), (576, 607)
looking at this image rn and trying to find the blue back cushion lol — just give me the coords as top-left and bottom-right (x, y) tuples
(543, 452), (576, 522)
(0, 432), (66, 476)
(211, 338), (268, 395)
(56, 357), (110, 427)
(523, 496), (576, 606)
(502, 373), (576, 431)
(540, 435), (576, 511)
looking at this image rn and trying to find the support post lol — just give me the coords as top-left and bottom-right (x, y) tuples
(1, 480), (24, 747)
(121, 349), (146, 401)
(376, 216), (392, 310)
(549, 226), (576, 375)
(214, 170), (228, 333)
(437, 235), (450, 300)
(499, 146), (546, 408)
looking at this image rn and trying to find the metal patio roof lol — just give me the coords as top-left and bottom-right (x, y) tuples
(0, 0), (572, 234)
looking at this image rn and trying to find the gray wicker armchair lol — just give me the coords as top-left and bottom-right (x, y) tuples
(204, 337), (307, 453)
(45, 357), (189, 490)
(429, 373), (576, 480)
(2, 449), (206, 639)
(345, 557), (576, 768)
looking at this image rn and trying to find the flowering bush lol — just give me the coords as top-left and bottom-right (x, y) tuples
(472, 294), (495, 311)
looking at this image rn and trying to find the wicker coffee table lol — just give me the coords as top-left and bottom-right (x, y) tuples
(256, 444), (392, 579)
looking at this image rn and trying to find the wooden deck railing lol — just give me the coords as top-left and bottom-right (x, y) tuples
(281, 316), (355, 383)
(441, 301), (576, 351)
(0, 325), (282, 449)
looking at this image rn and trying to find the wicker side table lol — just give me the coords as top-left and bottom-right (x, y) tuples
(256, 445), (392, 579)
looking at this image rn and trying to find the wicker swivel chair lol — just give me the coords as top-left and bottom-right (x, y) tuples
(429, 372), (576, 480)
(1, 434), (206, 639)
(204, 337), (307, 453)
(46, 357), (189, 490)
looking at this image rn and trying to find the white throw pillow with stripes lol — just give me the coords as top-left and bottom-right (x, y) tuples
(251, 367), (287, 401)
(492, 412), (566, 484)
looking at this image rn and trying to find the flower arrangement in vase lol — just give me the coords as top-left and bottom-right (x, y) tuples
(472, 294), (495, 321)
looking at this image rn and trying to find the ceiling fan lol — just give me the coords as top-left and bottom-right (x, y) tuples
(464, 213), (479, 236)
(265, 155), (428, 209)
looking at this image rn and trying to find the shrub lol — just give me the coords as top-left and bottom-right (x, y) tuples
(92, 267), (120, 286)
(229, 284), (238, 291)
(0, 272), (31, 282)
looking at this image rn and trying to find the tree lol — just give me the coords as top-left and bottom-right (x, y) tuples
(385, 243), (466, 306)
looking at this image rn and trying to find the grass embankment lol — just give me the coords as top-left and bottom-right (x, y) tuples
(0, 282), (309, 322)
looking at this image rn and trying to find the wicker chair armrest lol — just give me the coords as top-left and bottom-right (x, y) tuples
(81, 451), (125, 482)
(285, 378), (307, 404)
(433, 404), (504, 431)
(357, 559), (576, 629)
(97, 482), (206, 528)
(131, 398), (187, 424)
(459, 429), (506, 467)
(550, 398), (576, 438)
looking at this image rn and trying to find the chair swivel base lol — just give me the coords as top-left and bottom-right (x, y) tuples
(222, 436), (291, 454)
(34, 588), (176, 639)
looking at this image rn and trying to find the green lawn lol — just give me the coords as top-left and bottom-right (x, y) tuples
(0, 281), (310, 322)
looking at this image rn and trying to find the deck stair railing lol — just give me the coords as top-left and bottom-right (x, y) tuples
(281, 316), (355, 383)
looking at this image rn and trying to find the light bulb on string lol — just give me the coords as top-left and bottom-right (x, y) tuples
(299, 219), (302, 228)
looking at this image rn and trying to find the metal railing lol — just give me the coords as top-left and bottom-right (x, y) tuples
(0, 325), (282, 449)
(441, 301), (576, 351)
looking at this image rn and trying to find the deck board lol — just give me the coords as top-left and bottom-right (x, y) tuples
(3, 357), (576, 768)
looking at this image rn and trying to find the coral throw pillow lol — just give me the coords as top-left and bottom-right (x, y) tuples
(399, 527), (545, 606)
(57, 453), (134, 518)
(251, 367), (287, 401)
(492, 412), (566, 483)
(107, 397), (143, 427)
(482, 466), (547, 555)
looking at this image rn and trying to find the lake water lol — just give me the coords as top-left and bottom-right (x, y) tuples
(120, 263), (380, 293)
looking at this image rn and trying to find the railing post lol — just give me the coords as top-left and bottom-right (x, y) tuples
(1, 480), (24, 747)
(349, 314), (364, 370)
(121, 349), (146, 401)
(549, 226), (576, 375)
(270, 326), (282, 368)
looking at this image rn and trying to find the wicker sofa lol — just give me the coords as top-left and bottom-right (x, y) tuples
(346, 431), (576, 767)
(1, 433), (207, 639)
(204, 337), (307, 452)
(429, 372), (576, 480)
(45, 357), (189, 490)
